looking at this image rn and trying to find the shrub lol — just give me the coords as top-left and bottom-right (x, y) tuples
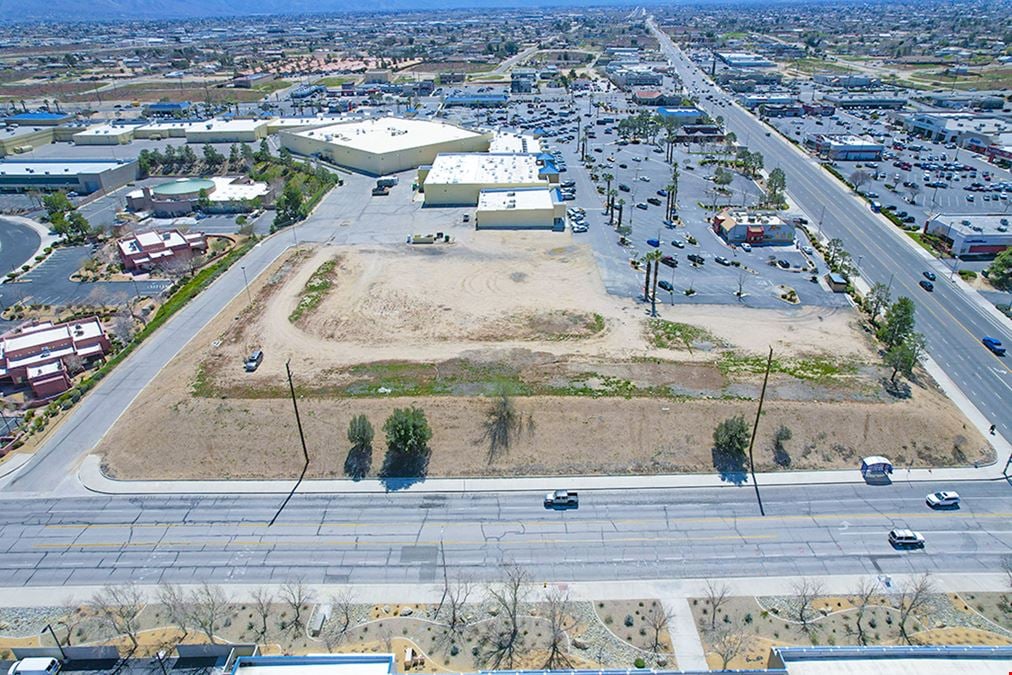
(634, 658), (646, 669)
(624, 614), (635, 627)
(383, 406), (432, 455)
(714, 415), (749, 457)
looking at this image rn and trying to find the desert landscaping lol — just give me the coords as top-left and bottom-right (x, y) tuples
(94, 231), (992, 481)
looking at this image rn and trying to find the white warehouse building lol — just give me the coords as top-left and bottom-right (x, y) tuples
(475, 187), (565, 230)
(419, 153), (550, 206)
(279, 117), (491, 176)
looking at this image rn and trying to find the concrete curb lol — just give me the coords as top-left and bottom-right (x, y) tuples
(75, 453), (1009, 497)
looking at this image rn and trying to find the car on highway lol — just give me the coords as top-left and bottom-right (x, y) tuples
(925, 491), (960, 508)
(658, 280), (674, 292)
(888, 528), (925, 548)
(544, 490), (578, 508)
(923, 271), (936, 281)
(982, 336), (1006, 356)
(919, 280), (934, 292)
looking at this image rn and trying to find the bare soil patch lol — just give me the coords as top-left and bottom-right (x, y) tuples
(92, 233), (989, 481)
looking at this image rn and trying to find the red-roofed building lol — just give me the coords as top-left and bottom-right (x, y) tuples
(0, 318), (111, 397)
(118, 229), (207, 272)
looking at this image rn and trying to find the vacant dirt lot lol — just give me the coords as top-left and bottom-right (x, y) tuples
(94, 232), (990, 480)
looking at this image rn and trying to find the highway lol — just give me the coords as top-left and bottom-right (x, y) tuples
(0, 480), (1009, 587)
(648, 21), (1012, 438)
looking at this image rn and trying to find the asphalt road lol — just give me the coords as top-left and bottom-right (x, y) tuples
(0, 217), (41, 278)
(649, 21), (1012, 437)
(0, 480), (1008, 587)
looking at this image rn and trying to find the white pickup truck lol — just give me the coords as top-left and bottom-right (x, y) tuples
(544, 490), (579, 508)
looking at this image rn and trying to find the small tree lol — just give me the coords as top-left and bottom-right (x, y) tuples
(885, 333), (925, 383)
(877, 297), (916, 349)
(895, 574), (934, 644)
(851, 578), (878, 645)
(383, 406), (432, 455)
(321, 588), (356, 650)
(772, 424), (792, 467)
(713, 415), (749, 458)
(766, 167), (786, 205)
(644, 601), (675, 658)
(711, 625), (749, 670)
(791, 578), (824, 632)
(985, 248), (1012, 290)
(481, 562), (528, 669)
(866, 281), (892, 324)
(250, 586), (274, 642)
(542, 587), (573, 669)
(347, 414), (374, 450)
(280, 580), (316, 634)
(157, 583), (193, 642)
(89, 584), (144, 654)
(704, 580), (731, 630)
(191, 583), (229, 644)
(483, 391), (521, 462)
(849, 170), (871, 191)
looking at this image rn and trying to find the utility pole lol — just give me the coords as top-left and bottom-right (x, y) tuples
(269, 360), (311, 526)
(745, 347), (773, 516)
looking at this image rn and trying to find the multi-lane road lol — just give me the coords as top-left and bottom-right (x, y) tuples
(648, 20), (1012, 438)
(1, 481), (1009, 587)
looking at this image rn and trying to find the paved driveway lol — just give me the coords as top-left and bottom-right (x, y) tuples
(5, 245), (170, 307)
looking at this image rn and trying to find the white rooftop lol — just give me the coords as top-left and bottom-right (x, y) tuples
(0, 160), (128, 176)
(785, 657), (1008, 675)
(188, 118), (273, 133)
(933, 213), (1012, 236)
(0, 126), (52, 140)
(73, 124), (132, 137)
(292, 116), (483, 155)
(235, 661), (393, 675)
(478, 187), (556, 212)
(209, 176), (270, 201)
(426, 153), (543, 185)
(489, 132), (542, 154)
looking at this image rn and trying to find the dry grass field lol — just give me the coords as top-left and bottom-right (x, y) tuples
(94, 229), (990, 480)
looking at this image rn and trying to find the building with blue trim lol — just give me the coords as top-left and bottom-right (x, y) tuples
(3, 111), (73, 127)
(444, 94), (509, 108)
(142, 101), (192, 116)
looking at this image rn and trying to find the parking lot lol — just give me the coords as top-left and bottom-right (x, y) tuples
(6, 245), (171, 307)
(769, 109), (1012, 225)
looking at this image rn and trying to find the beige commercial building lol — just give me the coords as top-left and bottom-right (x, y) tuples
(72, 124), (135, 145)
(420, 153), (549, 206)
(0, 126), (55, 157)
(279, 116), (491, 176)
(184, 119), (273, 144)
(475, 187), (565, 230)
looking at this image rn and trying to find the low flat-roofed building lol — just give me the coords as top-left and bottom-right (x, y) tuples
(127, 176), (271, 216)
(925, 213), (1011, 257)
(117, 229), (208, 271)
(717, 52), (775, 68)
(3, 111), (74, 127)
(228, 654), (395, 675)
(443, 94), (509, 108)
(133, 121), (199, 140)
(0, 158), (138, 194)
(904, 112), (1011, 148)
(281, 116), (491, 176)
(772, 645), (1012, 675)
(741, 93), (795, 109)
(805, 133), (883, 161)
(0, 317), (111, 397)
(420, 153), (548, 206)
(823, 93), (906, 109)
(0, 125), (55, 157)
(489, 132), (542, 154)
(711, 209), (795, 245)
(656, 107), (706, 124)
(72, 124), (134, 145)
(143, 101), (192, 117)
(475, 186), (565, 230)
(185, 118), (273, 144)
(234, 72), (275, 89)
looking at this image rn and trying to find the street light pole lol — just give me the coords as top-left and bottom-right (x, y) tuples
(745, 347), (773, 517)
(42, 624), (66, 660)
(241, 265), (253, 306)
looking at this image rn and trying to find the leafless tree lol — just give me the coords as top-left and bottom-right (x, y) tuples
(436, 573), (472, 646)
(191, 583), (229, 644)
(542, 587), (572, 670)
(895, 574), (934, 644)
(280, 580), (317, 635)
(851, 578), (878, 645)
(157, 583), (193, 642)
(848, 170), (871, 192)
(711, 624), (750, 671)
(1003, 555), (1012, 589)
(110, 310), (136, 344)
(250, 586), (274, 642)
(644, 601), (675, 659)
(481, 562), (529, 669)
(55, 596), (88, 646)
(63, 353), (85, 376)
(704, 580), (731, 630)
(791, 578), (825, 631)
(320, 588), (356, 651)
(89, 584), (145, 654)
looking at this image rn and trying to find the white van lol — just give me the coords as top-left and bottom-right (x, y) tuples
(8, 658), (61, 675)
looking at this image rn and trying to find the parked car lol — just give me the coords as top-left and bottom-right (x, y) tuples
(888, 528), (925, 548)
(687, 254), (704, 265)
(926, 491), (960, 508)
(636, 202), (648, 210)
(660, 255), (677, 268)
(776, 259), (790, 269)
(714, 256), (731, 266)
(647, 197), (662, 206)
(619, 184), (631, 192)
(244, 349), (264, 372)
(671, 239), (685, 248)
(658, 280), (674, 292)
(982, 336), (1006, 355)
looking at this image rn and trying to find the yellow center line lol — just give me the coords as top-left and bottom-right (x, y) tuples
(41, 511), (1012, 531)
(31, 533), (779, 550)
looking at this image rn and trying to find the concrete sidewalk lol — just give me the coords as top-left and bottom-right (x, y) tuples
(71, 452), (1011, 496)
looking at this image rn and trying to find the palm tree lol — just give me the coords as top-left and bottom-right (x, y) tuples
(616, 199), (625, 227)
(603, 173), (614, 206)
(607, 188), (618, 224)
(643, 250), (663, 313)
